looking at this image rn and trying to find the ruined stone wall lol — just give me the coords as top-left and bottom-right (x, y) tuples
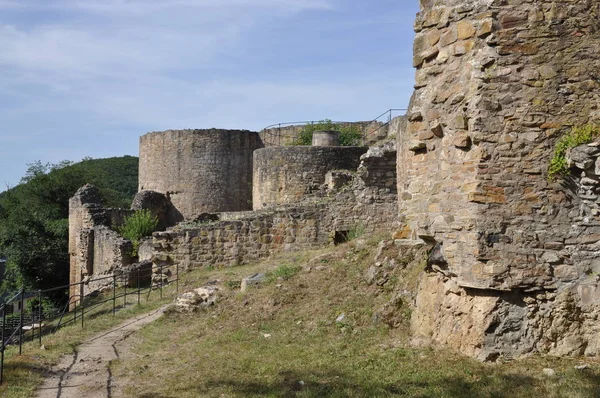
(153, 143), (398, 270)
(68, 185), (134, 301)
(387, 116), (407, 141)
(153, 205), (328, 269)
(404, 0), (600, 360)
(260, 121), (381, 147)
(139, 129), (264, 220)
(252, 146), (367, 210)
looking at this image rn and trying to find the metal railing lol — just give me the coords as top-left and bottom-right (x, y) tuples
(260, 108), (407, 147)
(0, 262), (179, 385)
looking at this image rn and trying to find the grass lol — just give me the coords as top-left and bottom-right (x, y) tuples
(109, 239), (600, 398)
(4, 237), (600, 397)
(265, 264), (302, 283)
(0, 279), (177, 398)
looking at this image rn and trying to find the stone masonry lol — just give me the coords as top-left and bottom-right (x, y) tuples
(69, 185), (134, 304)
(252, 146), (367, 210)
(153, 142), (398, 270)
(403, 0), (600, 360)
(138, 129), (263, 220)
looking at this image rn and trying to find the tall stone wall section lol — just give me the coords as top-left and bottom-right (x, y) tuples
(69, 185), (134, 302)
(403, 0), (600, 360)
(139, 129), (264, 220)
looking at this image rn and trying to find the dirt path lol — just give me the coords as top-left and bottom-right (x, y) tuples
(36, 307), (166, 398)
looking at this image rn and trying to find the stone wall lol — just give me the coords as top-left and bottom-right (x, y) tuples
(253, 146), (367, 210)
(403, 0), (600, 360)
(153, 142), (398, 270)
(387, 116), (407, 141)
(69, 185), (134, 302)
(139, 129), (264, 220)
(153, 205), (328, 269)
(260, 121), (388, 147)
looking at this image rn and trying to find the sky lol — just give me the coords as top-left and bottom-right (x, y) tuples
(0, 0), (420, 190)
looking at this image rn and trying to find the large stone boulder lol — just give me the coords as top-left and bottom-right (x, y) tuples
(131, 190), (182, 230)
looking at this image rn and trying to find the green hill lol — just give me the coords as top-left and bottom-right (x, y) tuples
(0, 156), (139, 296)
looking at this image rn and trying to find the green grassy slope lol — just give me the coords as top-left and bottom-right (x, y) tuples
(111, 238), (600, 398)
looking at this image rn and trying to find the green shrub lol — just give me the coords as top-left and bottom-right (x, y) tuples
(291, 119), (364, 146)
(338, 124), (363, 146)
(548, 124), (600, 180)
(117, 209), (159, 256)
(26, 296), (59, 318)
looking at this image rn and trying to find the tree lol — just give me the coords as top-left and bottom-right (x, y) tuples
(0, 156), (139, 298)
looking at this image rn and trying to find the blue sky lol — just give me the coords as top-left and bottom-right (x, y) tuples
(0, 0), (420, 189)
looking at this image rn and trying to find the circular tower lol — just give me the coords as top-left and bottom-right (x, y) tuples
(252, 145), (367, 210)
(139, 129), (263, 219)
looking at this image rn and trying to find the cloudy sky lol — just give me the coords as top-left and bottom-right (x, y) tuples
(0, 0), (420, 189)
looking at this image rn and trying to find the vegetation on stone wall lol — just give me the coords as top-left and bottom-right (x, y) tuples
(548, 124), (600, 180)
(117, 209), (159, 256)
(292, 119), (363, 146)
(0, 156), (138, 297)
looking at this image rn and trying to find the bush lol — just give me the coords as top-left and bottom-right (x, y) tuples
(117, 209), (159, 256)
(26, 296), (59, 318)
(548, 124), (600, 180)
(291, 119), (364, 146)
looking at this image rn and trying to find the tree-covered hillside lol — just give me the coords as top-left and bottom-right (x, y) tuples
(0, 156), (138, 297)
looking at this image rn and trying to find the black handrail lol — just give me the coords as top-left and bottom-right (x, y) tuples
(261, 108), (407, 146)
(0, 262), (179, 385)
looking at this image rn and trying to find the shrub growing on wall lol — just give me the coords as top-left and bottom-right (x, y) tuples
(118, 209), (159, 256)
(548, 124), (600, 179)
(292, 119), (363, 146)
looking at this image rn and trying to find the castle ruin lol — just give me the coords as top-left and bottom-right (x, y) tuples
(69, 0), (600, 361)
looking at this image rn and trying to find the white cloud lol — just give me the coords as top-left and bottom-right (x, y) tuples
(0, 23), (235, 77)
(67, 0), (334, 14)
(0, 0), (331, 80)
(6, 0), (333, 15)
(0, 0), (22, 9)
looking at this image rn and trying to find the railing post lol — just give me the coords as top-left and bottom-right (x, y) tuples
(19, 289), (24, 355)
(38, 290), (42, 346)
(80, 281), (85, 328)
(1, 304), (5, 385)
(112, 274), (116, 316)
(137, 267), (141, 306)
(31, 298), (35, 343)
(159, 264), (163, 299)
(123, 272), (127, 308)
(73, 295), (77, 326)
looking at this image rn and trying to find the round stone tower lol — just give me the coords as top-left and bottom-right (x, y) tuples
(252, 145), (367, 210)
(139, 129), (263, 219)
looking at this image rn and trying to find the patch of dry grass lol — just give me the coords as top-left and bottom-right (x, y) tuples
(111, 240), (600, 398)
